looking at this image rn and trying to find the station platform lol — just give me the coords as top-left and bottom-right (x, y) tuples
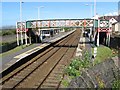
(1, 30), (75, 73)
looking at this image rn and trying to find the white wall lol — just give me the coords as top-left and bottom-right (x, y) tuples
(114, 23), (120, 32)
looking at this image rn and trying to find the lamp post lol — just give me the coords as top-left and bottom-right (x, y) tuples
(85, 4), (93, 18)
(20, 0), (23, 47)
(37, 6), (44, 20)
(85, 3), (94, 61)
(93, 0), (96, 46)
(36, 6), (44, 42)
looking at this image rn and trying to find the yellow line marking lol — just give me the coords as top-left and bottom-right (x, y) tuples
(14, 43), (49, 59)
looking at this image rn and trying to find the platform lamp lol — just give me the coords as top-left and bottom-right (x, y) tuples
(37, 6), (44, 20)
(20, 0), (24, 47)
(85, 3), (94, 61)
(37, 6), (44, 42)
(85, 4), (93, 18)
(85, 3), (93, 40)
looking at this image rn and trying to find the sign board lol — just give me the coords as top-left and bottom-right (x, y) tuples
(100, 20), (109, 28)
(26, 21), (36, 28)
(26, 19), (95, 29)
(16, 22), (26, 32)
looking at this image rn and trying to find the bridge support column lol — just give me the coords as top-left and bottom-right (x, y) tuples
(62, 28), (65, 32)
(40, 30), (43, 42)
(106, 32), (109, 46)
(25, 31), (28, 45)
(29, 31), (31, 44)
(107, 32), (110, 47)
(16, 32), (19, 46)
(89, 28), (92, 42)
(97, 31), (99, 47)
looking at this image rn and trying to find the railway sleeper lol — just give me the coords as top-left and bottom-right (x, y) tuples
(44, 80), (59, 84)
(41, 83), (59, 88)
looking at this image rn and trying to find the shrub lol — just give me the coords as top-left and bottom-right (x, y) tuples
(64, 27), (70, 32)
(112, 80), (120, 89)
(65, 51), (91, 77)
(1, 29), (16, 36)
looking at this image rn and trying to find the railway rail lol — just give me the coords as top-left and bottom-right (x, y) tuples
(1, 28), (81, 89)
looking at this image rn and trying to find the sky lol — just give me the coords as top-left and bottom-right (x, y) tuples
(1, 1), (119, 27)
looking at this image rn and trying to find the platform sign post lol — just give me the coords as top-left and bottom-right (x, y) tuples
(16, 22), (19, 46)
(17, 22), (26, 46)
(97, 19), (100, 46)
(25, 21), (28, 46)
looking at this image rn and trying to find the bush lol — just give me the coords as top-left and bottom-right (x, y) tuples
(65, 51), (91, 77)
(112, 80), (120, 89)
(0, 29), (16, 36)
(64, 27), (70, 32)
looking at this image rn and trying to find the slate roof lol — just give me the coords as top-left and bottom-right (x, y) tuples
(99, 16), (119, 22)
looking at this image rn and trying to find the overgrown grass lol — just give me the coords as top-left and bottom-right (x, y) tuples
(92, 46), (113, 65)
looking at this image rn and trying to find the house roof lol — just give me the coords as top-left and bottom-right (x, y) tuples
(99, 16), (119, 22)
(112, 22), (118, 25)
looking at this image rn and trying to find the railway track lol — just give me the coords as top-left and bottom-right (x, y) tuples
(1, 28), (81, 89)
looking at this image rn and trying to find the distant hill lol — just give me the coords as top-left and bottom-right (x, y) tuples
(0, 25), (16, 30)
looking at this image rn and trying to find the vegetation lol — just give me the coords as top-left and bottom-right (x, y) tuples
(0, 29), (16, 36)
(92, 46), (114, 65)
(62, 46), (117, 87)
(0, 41), (16, 46)
(0, 44), (32, 57)
(62, 51), (92, 87)
(63, 27), (71, 32)
(112, 80), (120, 89)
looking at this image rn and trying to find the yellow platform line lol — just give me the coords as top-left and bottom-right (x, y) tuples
(14, 43), (49, 59)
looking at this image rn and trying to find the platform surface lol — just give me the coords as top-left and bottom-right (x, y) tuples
(1, 30), (75, 72)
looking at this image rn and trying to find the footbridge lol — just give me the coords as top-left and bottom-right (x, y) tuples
(16, 18), (111, 46)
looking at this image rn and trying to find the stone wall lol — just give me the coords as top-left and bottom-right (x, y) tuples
(68, 58), (120, 88)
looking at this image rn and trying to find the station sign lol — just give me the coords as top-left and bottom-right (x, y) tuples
(16, 22), (26, 32)
(99, 20), (109, 28)
(26, 21), (37, 28)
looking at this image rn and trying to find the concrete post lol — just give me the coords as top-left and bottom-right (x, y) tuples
(63, 28), (65, 32)
(17, 31), (19, 46)
(16, 22), (19, 46)
(40, 30), (43, 42)
(106, 33), (108, 46)
(108, 32), (110, 47)
(97, 31), (99, 46)
(29, 31), (31, 44)
(25, 31), (27, 45)
(25, 23), (27, 45)
(97, 19), (100, 46)
(38, 29), (41, 42)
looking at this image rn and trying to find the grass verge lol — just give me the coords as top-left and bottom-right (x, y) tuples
(92, 45), (118, 65)
(0, 44), (32, 58)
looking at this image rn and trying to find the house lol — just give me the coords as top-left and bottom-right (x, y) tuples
(99, 16), (119, 33)
(112, 22), (120, 32)
(99, 16), (118, 24)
